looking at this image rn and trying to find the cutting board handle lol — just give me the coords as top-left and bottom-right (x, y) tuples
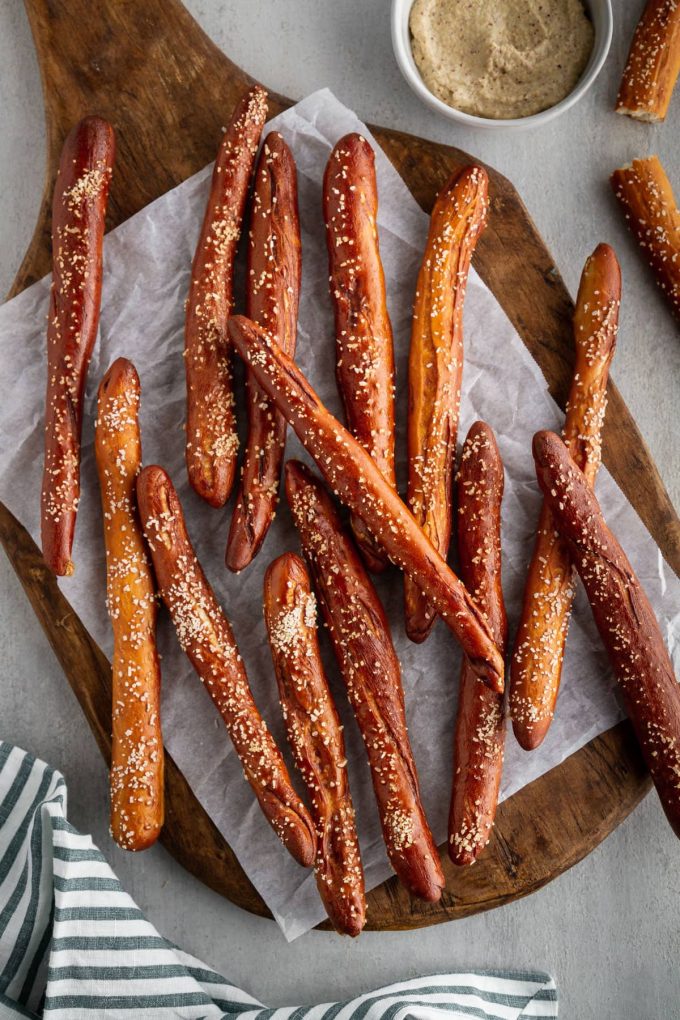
(24, 0), (258, 140)
(16, 0), (287, 295)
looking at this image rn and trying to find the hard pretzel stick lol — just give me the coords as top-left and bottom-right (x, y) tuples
(611, 156), (680, 319)
(136, 465), (316, 867)
(510, 244), (621, 750)
(285, 461), (445, 902)
(95, 359), (163, 851)
(323, 133), (396, 572)
(226, 132), (301, 571)
(449, 423), (506, 866)
(263, 553), (366, 935)
(185, 86), (268, 508)
(533, 431), (680, 838)
(405, 165), (489, 643)
(616, 0), (680, 122)
(228, 315), (504, 693)
(41, 116), (115, 576)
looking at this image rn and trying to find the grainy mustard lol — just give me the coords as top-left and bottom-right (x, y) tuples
(409, 0), (594, 119)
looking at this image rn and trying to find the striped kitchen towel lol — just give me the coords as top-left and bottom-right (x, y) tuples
(0, 742), (558, 1019)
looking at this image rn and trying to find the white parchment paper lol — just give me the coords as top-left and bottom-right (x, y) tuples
(1, 90), (678, 940)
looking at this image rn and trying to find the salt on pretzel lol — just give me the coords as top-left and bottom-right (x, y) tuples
(449, 422), (506, 866)
(185, 86), (268, 507)
(611, 156), (679, 319)
(405, 165), (488, 643)
(136, 465), (316, 866)
(41, 116), (115, 576)
(95, 358), (163, 851)
(226, 131), (301, 571)
(285, 460), (445, 902)
(227, 314), (504, 693)
(510, 244), (620, 750)
(616, 0), (680, 122)
(264, 552), (366, 934)
(323, 133), (396, 572)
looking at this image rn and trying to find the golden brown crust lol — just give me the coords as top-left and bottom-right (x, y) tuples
(323, 133), (396, 572)
(185, 86), (268, 508)
(285, 461), (445, 902)
(449, 422), (506, 866)
(405, 165), (488, 643)
(510, 244), (621, 750)
(616, 0), (680, 122)
(263, 552), (366, 935)
(41, 116), (115, 576)
(136, 465), (316, 867)
(95, 359), (163, 852)
(226, 132), (301, 571)
(228, 314), (504, 693)
(533, 431), (680, 838)
(611, 156), (680, 318)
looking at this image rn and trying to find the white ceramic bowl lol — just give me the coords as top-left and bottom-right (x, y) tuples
(391, 0), (613, 130)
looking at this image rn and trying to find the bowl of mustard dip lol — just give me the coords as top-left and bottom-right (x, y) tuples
(391, 0), (613, 129)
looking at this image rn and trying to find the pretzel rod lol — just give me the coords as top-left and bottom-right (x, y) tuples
(611, 156), (680, 319)
(263, 553), (366, 935)
(616, 0), (680, 122)
(41, 116), (115, 576)
(228, 314), (504, 693)
(285, 461), (445, 902)
(136, 465), (316, 866)
(449, 423), (506, 866)
(510, 244), (621, 750)
(533, 431), (680, 838)
(95, 359), (163, 851)
(405, 165), (489, 643)
(185, 85), (268, 507)
(226, 133), (301, 571)
(323, 133), (396, 572)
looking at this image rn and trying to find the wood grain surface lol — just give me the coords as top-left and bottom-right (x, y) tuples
(1, 0), (676, 931)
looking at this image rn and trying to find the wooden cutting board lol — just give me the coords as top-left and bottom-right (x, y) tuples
(1, 0), (677, 932)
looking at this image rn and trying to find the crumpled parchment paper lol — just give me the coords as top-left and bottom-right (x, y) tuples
(0, 90), (678, 940)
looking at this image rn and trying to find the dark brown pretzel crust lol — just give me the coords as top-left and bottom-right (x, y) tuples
(41, 116), (115, 576)
(285, 460), (445, 902)
(533, 431), (680, 839)
(449, 422), (507, 866)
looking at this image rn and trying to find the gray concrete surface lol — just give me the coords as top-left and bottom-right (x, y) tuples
(1, 1), (679, 1017)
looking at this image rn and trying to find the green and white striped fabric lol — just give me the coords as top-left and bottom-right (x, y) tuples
(0, 742), (558, 1019)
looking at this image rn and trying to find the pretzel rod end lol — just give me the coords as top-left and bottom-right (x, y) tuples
(99, 356), (139, 395)
(532, 430), (565, 475)
(610, 155), (679, 319)
(615, 0), (680, 122)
